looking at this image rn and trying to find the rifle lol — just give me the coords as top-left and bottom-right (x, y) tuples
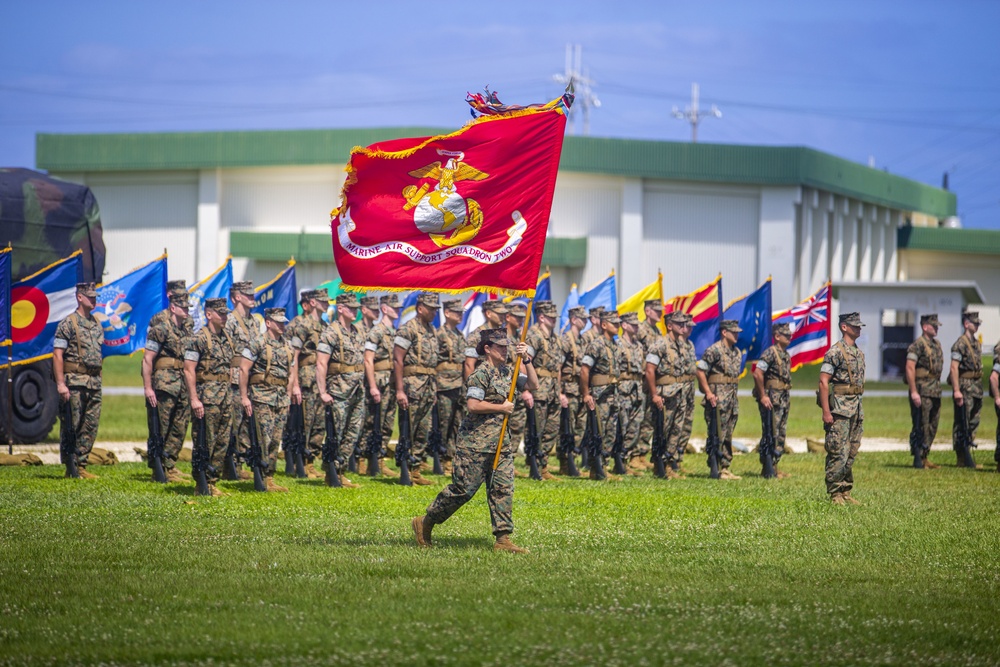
(909, 400), (924, 469)
(364, 400), (384, 478)
(584, 408), (606, 480)
(222, 431), (239, 481)
(611, 411), (626, 475)
(758, 405), (777, 479)
(244, 411), (268, 492)
(524, 404), (542, 480)
(145, 399), (167, 483)
(954, 399), (977, 469)
(705, 403), (721, 479)
(395, 408), (415, 486)
(283, 403), (306, 478)
(192, 416), (211, 495)
(428, 405), (446, 476)
(59, 399), (79, 479)
(322, 404), (343, 487)
(558, 405), (580, 477)
(650, 404), (667, 479)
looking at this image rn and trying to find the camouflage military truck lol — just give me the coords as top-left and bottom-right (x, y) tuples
(1, 168), (106, 443)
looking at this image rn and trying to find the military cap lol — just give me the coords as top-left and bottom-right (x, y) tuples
(680, 312), (694, 324)
(166, 280), (187, 296)
(265, 307), (289, 323)
(620, 311), (639, 325)
(476, 327), (510, 355)
(773, 322), (791, 337)
(962, 311), (982, 324)
(76, 282), (98, 297)
(644, 299), (663, 312)
(231, 280), (254, 297)
(204, 297), (229, 315)
(839, 312), (865, 327)
(600, 311), (621, 325)
(508, 303), (527, 318)
(483, 300), (509, 315)
(920, 313), (941, 326)
(169, 291), (190, 307)
(666, 311), (687, 325)
(568, 305), (587, 320)
(336, 293), (360, 308)
(442, 298), (464, 313)
(308, 289), (329, 302)
(416, 293), (440, 308)
(589, 306), (606, 317)
(360, 296), (379, 308)
(299, 289), (312, 304)
(720, 319), (742, 334)
(535, 300), (558, 318)
(379, 294), (401, 308)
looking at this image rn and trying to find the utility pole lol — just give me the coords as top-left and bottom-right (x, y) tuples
(672, 83), (721, 143)
(552, 44), (600, 135)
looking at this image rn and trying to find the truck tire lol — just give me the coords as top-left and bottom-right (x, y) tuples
(0, 360), (59, 444)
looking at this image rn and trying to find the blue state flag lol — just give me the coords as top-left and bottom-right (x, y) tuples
(253, 261), (297, 320)
(578, 272), (617, 332)
(559, 284), (580, 333)
(95, 255), (168, 357)
(0, 247), (11, 344)
(6, 252), (83, 366)
(189, 257), (233, 332)
(723, 278), (772, 373)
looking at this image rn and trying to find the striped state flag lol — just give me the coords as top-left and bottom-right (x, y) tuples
(772, 282), (831, 371)
(5, 252), (83, 366)
(666, 274), (722, 357)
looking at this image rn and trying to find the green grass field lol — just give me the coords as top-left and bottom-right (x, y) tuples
(1, 451), (998, 666)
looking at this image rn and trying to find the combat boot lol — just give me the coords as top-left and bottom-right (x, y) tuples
(165, 468), (187, 482)
(78, 468), (99, 480)
(540, 464), (559, 481)
(357, 459), (368, 475)
(719, 469), (741, 480)
(265, 477), (289, 492)
(922, 457), (940, 470)
(830, 493), (845, 505)
(412, 515), (433, 547)
(410, 471), (434, 486)
(339, 475), (360, 489)
(842, 492), (861, 506)
(493, 534), (529, 554)
(776, 469), (791, 479)
(379, 459), (399, 478)
(304, 462), (323, 479)
(443, 460), (454, 476)
(514, 468), (529, 478)
(664, 467), (685, 480)
(208, 484), (226, 497)
(238, 468), (253, 481)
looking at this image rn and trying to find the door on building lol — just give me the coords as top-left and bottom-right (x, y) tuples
(881, 309), (916, 381)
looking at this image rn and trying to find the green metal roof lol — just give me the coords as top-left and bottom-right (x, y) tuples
(36, 128), (955, 217)
(229, 230), (587, 267)
(898, 225), (1000, 256)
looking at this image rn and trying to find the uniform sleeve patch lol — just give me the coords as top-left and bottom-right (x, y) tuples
(53, 338), (68, 349)
(756, 360), (769, 372)
(145, 340), (161, 354)
(465, 347), (479, 359)
(316, 342), (332, 355)
(581, 355), (595, 367)
(645, 353), (660, 366)
(950, 352), (963, 361)
(394, 336), (412, 350)
(695, 360), (710, 371)
(467, 386), (486, 400)
(905, 352), (918, 362)
(820, 363), (835, 375)
(364, 342), (378, 352)
(184, 351), (200, 362)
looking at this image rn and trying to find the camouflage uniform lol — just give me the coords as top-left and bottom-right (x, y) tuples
(634, 311), (664, 457)
(992, 341), (1000, 455)
(436, 320), (467, 460)
(287, 306), (326, 462)
(951, 328), (983, 449)
(185, 319), (234, 483)
(425, 352), (526, 537)
(616, 327), (646, 459)
(581, 321), (621, 456)
(226, 305), (265, 456)
(395, 304), (440, 464)
(697, 339), (742, 471)
(318, 319), (367, 464)
(365, 318), (398, 451)
(524, 309), (564, 469)
(821, 334), (866, 497)
(244, 329), (295, 475)
(906, 328), (943, 458)
(559, 321), (588, 453)
(53, 306), (103, 469)
(647, 329), (697, 465)
(756, 342), (792, 462)
(145, 306), (192, 471)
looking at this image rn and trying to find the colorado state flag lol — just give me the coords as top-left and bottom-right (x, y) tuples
(5, 251), (83, 366)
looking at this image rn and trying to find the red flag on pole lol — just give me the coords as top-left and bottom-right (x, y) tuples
(330, 90), (572, 297)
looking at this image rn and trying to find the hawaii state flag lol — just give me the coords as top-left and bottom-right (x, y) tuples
(666, 275), (722, 358)
(773, 282), (831, 371)
(5, 251), (83, 366)
(96, 254), (168, 357)
(189, 257), (233, 332)
(331, 90), (572, 297)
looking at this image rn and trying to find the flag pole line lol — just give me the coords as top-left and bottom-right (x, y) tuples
(491, 298), (534, 473)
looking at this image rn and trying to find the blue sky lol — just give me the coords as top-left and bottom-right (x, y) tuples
(3, 1), (998, 228)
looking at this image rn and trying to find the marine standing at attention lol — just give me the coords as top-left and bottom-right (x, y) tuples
(819, 312), (866, 505)
(904, 314), (943, 469)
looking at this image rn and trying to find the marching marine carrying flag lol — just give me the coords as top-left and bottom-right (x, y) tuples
(253, 260), (297, 320)
(773, 282), (831, 371)
(723, 278), (772, 373)
(4, 251), (83, 366)
(331, 89), (572, 296)
(95, 254), (168, 357)
(188, 257), (233, 332)
(0, 246), (10, 345)
(666, 274), (722, 358)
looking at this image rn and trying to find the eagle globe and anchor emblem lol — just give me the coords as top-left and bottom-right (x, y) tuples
(401, 149), (489, 248)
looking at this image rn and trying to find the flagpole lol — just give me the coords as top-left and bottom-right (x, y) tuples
(491, 298), (534, 473)
(5, 244), (11, 454)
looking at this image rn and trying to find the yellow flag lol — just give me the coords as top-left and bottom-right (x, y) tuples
(618, 272), (665, 332)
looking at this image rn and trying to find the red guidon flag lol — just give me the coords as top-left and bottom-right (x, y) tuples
(331, 90), (572, 297)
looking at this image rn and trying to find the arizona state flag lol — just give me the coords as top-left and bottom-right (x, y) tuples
(331, 90), (572, 297)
